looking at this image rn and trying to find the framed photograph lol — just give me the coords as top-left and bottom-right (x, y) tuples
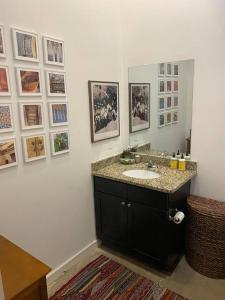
(166, 96), (172, 110)
(50, 130), (70, 156)
(19, 102), (44, 130)
(0, 103), (14, 133)
(166, 63), (172, 76)
(49, 102), (69, 127)
(166, 112), (172, 125)
(22, 134), (47, 162)
(88, 81), (120, 142)
(0, 25), (6, 58)
(174, 64), (179, 76)
(0, 138), (18, 170)
(173, 95), (179, 108)
(173, 80), (179, 93)
(43, 36), (64, 66)
(172, 111), (178, 124)
(46, 71), (66, 96)
(158, 96), (165, 111)
(166, 80), (172, 93)
(158, 79), (165, 94)
(16, 67), (42, 96)
(0, 66), (11, 96)
(158, 113), (165, 128)
(158, 63), (165, 77)
(129, 83), (150, 133)
(12, 28), (39, 62)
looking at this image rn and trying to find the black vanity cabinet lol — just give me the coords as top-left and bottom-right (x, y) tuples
(94, 176), (190, 272)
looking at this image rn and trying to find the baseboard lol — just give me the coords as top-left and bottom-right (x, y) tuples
(46, 240), (97, 285)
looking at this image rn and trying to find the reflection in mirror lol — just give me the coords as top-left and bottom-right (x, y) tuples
(129, 59), (194, 157)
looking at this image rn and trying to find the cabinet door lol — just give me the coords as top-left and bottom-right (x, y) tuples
(96, 192), (128, 247)
(128, 202), (168, 262)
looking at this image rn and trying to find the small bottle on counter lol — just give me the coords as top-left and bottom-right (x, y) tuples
(184, 153), (191, 160)
(176, 150), (182, 159)
(178, 154), (186, 171)
(170, 152), (178, 169)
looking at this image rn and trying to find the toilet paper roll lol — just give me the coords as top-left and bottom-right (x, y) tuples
(173, 211), (185, 224)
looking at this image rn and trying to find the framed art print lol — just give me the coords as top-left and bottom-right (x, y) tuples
(172, 111), (178, 124)
(46, 71), (66, 96)
(43, 36), (64, 66)
(0, 25), (6, 58)
(0, 103), (14, 133)
(174, 64), (179, 76)
(158, 113), (165, 128)
(158, 63), (165, 77)
(22, 134), (46, 162)
(0, 138), (18, 170)
(88, 81), (120, 142)
(129, 83), (150, 133)
(158, 96), (165, 111)
(166, 111), (172, 125)
(49, 102), (69, 127)
(158, 79), (165, 94)
(166, 63), (172, 76)
(166, 80), (172, 93)
(173, 95), (179, 108)
(16, 67), (42, 96)
(12, 28), (39, 62)
(0, 66), (11, 96)
(50, 130), (70, 156)
(166, 96), (172, 110)
(19, 102), (44, 130)
(173, 80), (179, 93)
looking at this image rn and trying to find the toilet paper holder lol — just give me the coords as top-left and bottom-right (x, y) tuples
(168, 208), (185, 224)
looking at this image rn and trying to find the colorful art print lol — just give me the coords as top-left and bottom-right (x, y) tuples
(166, 112), (172, 125)
(0, 25), (6, 57)
(166, 96), (172, 109)
(158, 113), (165, 128)
(0, 138), (18, 169)
(166, 80), (172, 93)
(50, 131), (70, 156)
(0, 103), (14, 133)
(158, 63), (165, 76)
(46, 71), (66, 96)
(0, 66), (11, 96)
(158, 97), (165, 111)
(43, 36), (64, 66)
(23, 134), (46, 162)
(166, 63), (172, 76)
(173, 80), (179, 92)
(12, 28), (39, 62)
(174, 64), (179, 76)
(173, 95), (179, 107)
(17, 68), (42, 96)
(158, 79), (165, 94)
(172, 111), (178, 123)
(20, 102), (44, 130)
(49, 102), (68, 126)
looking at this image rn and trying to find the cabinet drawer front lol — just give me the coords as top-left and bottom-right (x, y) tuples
(128, 185), (168, 210)
(94, 176), (127, 198)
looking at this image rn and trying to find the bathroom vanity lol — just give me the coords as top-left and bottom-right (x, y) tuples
(92, 158), (197, 272)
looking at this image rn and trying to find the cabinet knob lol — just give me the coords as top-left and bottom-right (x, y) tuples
(121, 201), (126, 206)
(127, 203), (132, 208)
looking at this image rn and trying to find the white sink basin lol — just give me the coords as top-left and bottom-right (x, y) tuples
(122, 169), (160, 179)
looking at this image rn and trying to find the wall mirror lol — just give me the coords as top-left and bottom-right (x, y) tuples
(128, 59), (194, 157)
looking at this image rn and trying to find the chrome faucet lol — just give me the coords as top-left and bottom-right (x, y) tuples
(146, 160), (157, 169)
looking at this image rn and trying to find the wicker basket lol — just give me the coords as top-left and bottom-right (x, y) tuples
(186, 195), (225, 279)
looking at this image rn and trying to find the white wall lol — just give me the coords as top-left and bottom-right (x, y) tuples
(0, 0), (127, 268)
(121, 0), (225, 201)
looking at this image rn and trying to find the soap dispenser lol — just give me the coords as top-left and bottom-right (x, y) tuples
(170, 152), (178, 169)
(176, 150), (181, 159)
(178, 154), (186, 171)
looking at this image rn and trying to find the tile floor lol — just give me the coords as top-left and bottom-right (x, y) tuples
(48, 245), (225, 300)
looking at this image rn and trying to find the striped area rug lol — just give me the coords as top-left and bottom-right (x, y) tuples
(50, 255), (188, 300)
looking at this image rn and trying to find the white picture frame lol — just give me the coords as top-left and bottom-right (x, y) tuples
(12, 28), (39, 62)
(158, 79), (165, 94)
(166, 111), (172, 125)
(173, 64), (179, 77)
(16, 67), (42, 96)
(0, 65), (11, 96)
(158, 113), (165, 128)
(173, 95), (179, 108)
(22, 133), (47, 163)
(48, 102), (69, 127)
(43, 36), (65, 66)
(0, 137), (18, 170)
(173, 79), (179, 93)
(19, 102), (44, 130)
(172, 110), (178, 124)
(0, 103), (14, 133)
(166, 63), (172, 77)
(158, 63), (165, 77)
(0, 25), (6, 58)
(50, 130), (70, 156)
(46, 70), (66, 97)
(166, 96), (172, 110)
(158, 96), (165, 111)
(166, 79), (172, 93)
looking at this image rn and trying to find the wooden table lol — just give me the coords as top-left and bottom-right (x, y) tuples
(0, 235), (51, 300)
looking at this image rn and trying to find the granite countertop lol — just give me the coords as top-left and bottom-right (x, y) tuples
(92, 162), (197, 194)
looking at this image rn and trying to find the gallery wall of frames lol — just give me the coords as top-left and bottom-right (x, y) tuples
(0, 24), (70, 170)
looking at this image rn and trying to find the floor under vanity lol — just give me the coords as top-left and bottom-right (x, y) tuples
(48, 245), (225, 300)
